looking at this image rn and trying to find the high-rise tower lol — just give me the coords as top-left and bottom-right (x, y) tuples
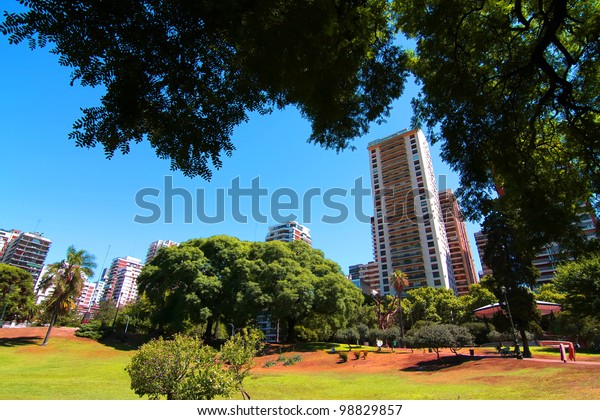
(265, 221), (312, 246)
(368, 129), (456, 295)
(438, 189), (478, 295)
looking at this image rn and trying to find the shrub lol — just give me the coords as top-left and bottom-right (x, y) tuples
(353, 350), (361, 360)
(75, 322), (110, 340)
(362, 350), (368, 359)
(334, 327), (360, 344)
(264, 361), (277, 368)
(294, 325), (319, 342)
(338, 352), (348, 363)
(277, 354), (287, 362)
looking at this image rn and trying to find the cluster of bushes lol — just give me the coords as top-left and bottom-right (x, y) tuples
(263, 354), (302, 367)
(337, 350), (368, 363)
(333, 324), (404, 347)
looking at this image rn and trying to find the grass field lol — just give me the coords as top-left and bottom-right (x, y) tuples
(1, 328), (599, 400)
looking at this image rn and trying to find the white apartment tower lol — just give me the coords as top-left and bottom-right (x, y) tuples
(101, 256), (143, 306)
(145, 239), (179, 264)
(368, 129), (456, 295)
(265, 221), (312, 246)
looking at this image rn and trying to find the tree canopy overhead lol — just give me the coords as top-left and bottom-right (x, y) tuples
(395, 0), (600, 225)
(1, 0), (408, 179)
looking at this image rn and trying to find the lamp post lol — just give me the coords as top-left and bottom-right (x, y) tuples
(501, 286), (523, 359)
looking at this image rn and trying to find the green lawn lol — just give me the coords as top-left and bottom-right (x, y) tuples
(0, 336), (138, 399)
(1, 336), (599, 400)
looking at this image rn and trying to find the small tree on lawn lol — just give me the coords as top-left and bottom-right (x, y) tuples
(219, 328), (264, 400)
(126, 330), (263, 400)
(446, 325), (474, 357)
(408, 324), (473, 361)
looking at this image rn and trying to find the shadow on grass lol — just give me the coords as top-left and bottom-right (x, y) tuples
(0, 336), (41, 347)
(95, 332), (150, 352)
(401, 355), (484, 372)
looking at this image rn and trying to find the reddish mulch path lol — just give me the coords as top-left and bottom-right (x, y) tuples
(0, 326), (79, 340)
(3, 327), (599, 373)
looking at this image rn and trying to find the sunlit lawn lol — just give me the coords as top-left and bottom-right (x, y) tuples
(0, 336), (138, 399)
(1, 336), (599, 400)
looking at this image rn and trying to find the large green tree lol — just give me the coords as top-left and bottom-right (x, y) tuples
(1, 0), (408, 179)
(37, 246), (96, 346)
(553, 253), (600, 321)
(137, 243), (222, 336)
(0, 263), (35, 324)
(139, 235), (360, 342)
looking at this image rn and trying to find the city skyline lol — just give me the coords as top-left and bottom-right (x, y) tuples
(0, 35), (485, 282)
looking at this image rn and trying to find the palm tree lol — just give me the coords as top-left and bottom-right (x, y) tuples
(390, 270), (408, 344)
(38, 246), (96, 346)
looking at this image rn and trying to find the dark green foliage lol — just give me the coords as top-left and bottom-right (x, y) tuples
(0, 263), (35, 323)
(407, 323), (474, 360)
(461, 322), (494, 346)
(294, 325), (319, 343)
(554, 253), (600, 321)
(75, 321), (111, 340)
(2, 0), (408, 179)
(139, 236), (363, 342)
(338, 352), (349, 363)
(334, 327), (360, 345)
(395, 0), (600, 229)
(283, 354), (302, 366)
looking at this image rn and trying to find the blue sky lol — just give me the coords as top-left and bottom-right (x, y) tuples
(0, 31), (483, 281)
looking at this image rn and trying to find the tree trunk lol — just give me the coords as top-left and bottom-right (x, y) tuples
(42, 302), (60, 346)
(519, 327), (532, 358)
(204, 318), (214, 340)
(286, 318), (296, 343)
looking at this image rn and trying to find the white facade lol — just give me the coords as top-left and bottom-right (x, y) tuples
(265, 221), (312, 246)
(368, 129), (456, 295)
(145, 239), (179, 264)
(101, 256), (143, 306)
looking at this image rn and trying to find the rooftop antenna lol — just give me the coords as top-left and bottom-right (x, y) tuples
(96, 244), (111, 284)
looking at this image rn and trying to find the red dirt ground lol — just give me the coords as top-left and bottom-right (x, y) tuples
(2, 327), (599, 373)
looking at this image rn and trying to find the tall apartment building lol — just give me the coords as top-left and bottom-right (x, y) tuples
(474, 231), (493, 278)
(101, 256), (143, 306)
(368, 128), (456, 295)
(348, 261), (380, 294)
(145, 239), (179, 263)
(0, 229), (22, 258)
(265, 221), (312, 246)
(474, 210), (597, 285)
(0, 231), (51, 281)
(438, 189), (478, 295)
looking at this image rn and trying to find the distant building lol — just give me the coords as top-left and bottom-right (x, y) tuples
(438, 189), (478, 295)
(368, 128), (456, 295)
(474, 209), (597, 286)
(0, 229), (21, 258)
(76, 281), (98, 312)
(101, 256), (143, 306)
(474, 231), (492, 278)
(0, 231), (51, 281)
(348, 264), (362, 288)
(265, 221), (312, 246)
(145, 239), (179, 263)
